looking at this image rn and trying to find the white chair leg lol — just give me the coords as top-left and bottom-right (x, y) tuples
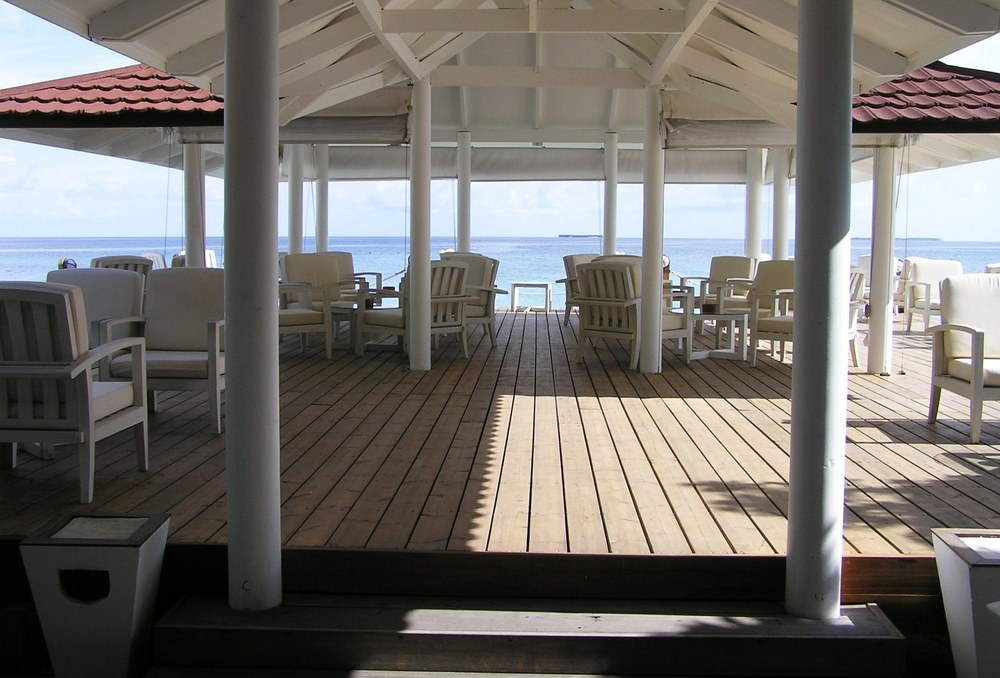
(79, 440), (95, 504)
(971, 401), (984, 444)
(927, 385), (942, 423)
(135, 420), (149, 471)
(574, 335), (587, 363)
(849, 338), (859, 368)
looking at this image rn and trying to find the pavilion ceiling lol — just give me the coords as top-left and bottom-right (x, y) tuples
(5, 0), (1000, 182)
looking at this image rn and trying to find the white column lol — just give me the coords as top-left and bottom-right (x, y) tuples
(785, 0), (852, 621)
(457, 131), (472, 252)
(639, 85), (664, 374)
(183, 143), (207, 267)
(223, 0), (282, 611)
(315, 144), (329, 252)
(603, 131), (618, 256)
(772, 148), (791, 261)
(868, 146), (897, 375)
(409, 77), (432, 371)
(745, 148), (765, 260)
(287, 144), (304, 254)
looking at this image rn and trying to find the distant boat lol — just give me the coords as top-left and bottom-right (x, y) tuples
(558, 234), (599, 238)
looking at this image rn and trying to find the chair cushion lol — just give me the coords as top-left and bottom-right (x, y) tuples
(47, 268), (144, 348)
(91, 381), (135, 420)
(144, 269), (224, 351)
(465, 304), (487, 318)
(908, 258), (963, 302)
(756, 315), (794, 333)
(112, 350), (223, 379)
(662, 313), (687, 331)
(947, 358), (1000, 387)
(364, 308), (405, 329)
(278, 308), (324, 326)
(942, 274), (1000, 359)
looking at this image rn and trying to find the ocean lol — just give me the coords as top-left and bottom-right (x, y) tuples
(4, 236), (1000, 309)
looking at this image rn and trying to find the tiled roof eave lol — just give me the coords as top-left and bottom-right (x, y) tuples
(0, 109), (223, 129)
(852, 117), (1000, 135)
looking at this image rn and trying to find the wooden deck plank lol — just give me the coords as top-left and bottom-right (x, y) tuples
(4, 311), (1000, 559)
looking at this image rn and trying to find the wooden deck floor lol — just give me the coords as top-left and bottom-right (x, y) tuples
(3, 310), (1000, 556)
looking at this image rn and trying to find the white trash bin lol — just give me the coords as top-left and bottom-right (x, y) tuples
(932, 527), (1000, 678)
(20, 513), (170, 678)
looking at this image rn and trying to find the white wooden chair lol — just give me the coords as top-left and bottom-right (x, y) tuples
(558, 253), (600, 325)
(110, 268), (226, 433)
(848, 269), (867, 368)
(928, 274), (1000, 443)
(46, 267), (144, 350)
(680, 255), (758, 318)
(0, 282), (148, 503)
(904, 257), (963, 332)
(278, 283), (335, 359)
(662, 284), (695, 364)
(441, 251), (507, 347)
(574, 260), (641, 369)
(741, 260), (795, 367)
(360, 260), (471, 358)
(90, 255), (155, 281)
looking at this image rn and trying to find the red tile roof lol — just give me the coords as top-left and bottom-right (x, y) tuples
(853, 61), (1000, 133)
(0, 64), (223, 127)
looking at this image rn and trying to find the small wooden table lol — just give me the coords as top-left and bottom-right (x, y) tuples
(690, 308), (749, 361)
(510, 282), (553, 312)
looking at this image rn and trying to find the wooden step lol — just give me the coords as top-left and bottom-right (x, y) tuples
(154, 594), (905, 676)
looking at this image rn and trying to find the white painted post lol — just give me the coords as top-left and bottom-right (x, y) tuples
(772, 148), (791, 261)
(457, 131), (472, 252)
(745, 148), (764, 260)
(223, 0), (282, 611)
(409, 78), (432, 371)
(287, 144), (304, 254)
(315, 144), (329, 252)
(639, 85), (664, 374)
(183, 143), (207, 268)
(604, 131), (618, 256)
(785, 0), (852, 621)
(868, 146), (898, 376)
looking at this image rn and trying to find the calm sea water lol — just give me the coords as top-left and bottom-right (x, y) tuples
(3, 236), (999, 309)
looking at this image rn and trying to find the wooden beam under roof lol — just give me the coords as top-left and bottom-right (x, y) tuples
(381, 8), (685, 34)
(355, 0), (425, 80)
(431, 66), (647, 89)
(650, 0), (718, 85)
(885, 0), (1000, 35)
(90, 0), (206, 41)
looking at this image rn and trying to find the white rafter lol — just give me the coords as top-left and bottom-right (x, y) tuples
(89, 0), (207, 41)
(354, 0), (424, 80)
(884, 0), (1000, 34)
(650, 0), (719, 85)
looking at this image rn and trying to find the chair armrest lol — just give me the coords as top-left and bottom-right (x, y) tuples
(928, 323), (986, 379)
(575, 297), (640, 310)
(96, 315), (146, 346)
(905, 280), (932, 303)
(71, 337), (147, 379)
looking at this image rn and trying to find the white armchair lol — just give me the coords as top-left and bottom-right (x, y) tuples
(441, 251), (507, 347)
(904, 257), (963, 332)
(110, 268), (226, 433)
(0, 282), (148, 503)
(574, 260), (641, 369)
(928, 274), (1000, 443)
(558, 253), (600, 325)
(662, 284), (695, 364)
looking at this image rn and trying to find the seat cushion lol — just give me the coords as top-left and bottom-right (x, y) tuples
(363, 308), (405, 329)
(662, 313), (688, 331)
(91, 381), (135, 420)
(946, 358), (1000, 387)
(756, 315), (794, 333)
(112, 350), (223, 379)
(278, 308), (325, 326)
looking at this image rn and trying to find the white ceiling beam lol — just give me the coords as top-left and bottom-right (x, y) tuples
(681, 76), (782, 123)
(698, 13), (796, 78)
(419, 32), (485, 71)
(431, 66), (647, 89)
(166, 0), (354, 77)
(589, 35), (653, 82)
(722, 0), (909, 77)
(534, 35), (544, 131)
(381, 9), (685, 34)
(89, 0), (206, 40)
(650, 0), (719, 84)
(884, 0), (1000, 35)
(74, 127), (141, 152)
(279, 14), (371, 72)
(280, 42), (394, 96)
(278, 70), (409, 125)
(676, 48), (796, 104)
(354, 0), (425, 80)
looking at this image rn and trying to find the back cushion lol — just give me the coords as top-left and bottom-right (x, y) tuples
(941, 274), (1000, 359)
(754, 260), (795, 294)
(144, 268), (225, 351)
(47, 268), (143, 347)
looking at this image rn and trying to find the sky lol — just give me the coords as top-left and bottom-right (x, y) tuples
(2, 3), (1000, 242)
